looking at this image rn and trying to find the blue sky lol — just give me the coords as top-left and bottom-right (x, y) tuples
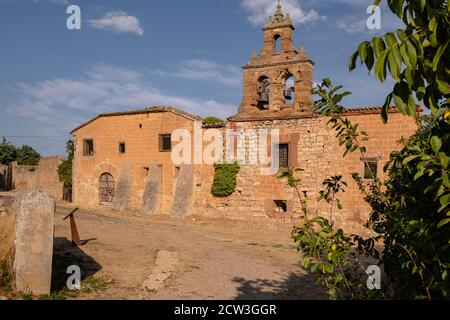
(0, 0), (403, 156)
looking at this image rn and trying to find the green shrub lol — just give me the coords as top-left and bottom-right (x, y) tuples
(211, 162), (240, 196)
(0, 137), (17, 165)
(58, 140), (74, 184)
(202, 117), (224, 126)
(16, 145), (40, 166)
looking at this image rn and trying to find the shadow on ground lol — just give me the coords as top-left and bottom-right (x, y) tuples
(232, 272), (328, 300)
(51, 237), (102, 292)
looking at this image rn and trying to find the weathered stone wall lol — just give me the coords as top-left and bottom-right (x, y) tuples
(72, 110), (197, 214)
(191, 111), (417, 233)
(13, 190), (55, 295)
(71, 104), (417, 234)
(8, 157), (64, 200)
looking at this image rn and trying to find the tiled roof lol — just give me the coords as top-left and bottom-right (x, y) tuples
(71, 105), (202, 134)
(343, 105), (423, 115)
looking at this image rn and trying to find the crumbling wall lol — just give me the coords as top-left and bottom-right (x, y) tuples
(10, 157), (64, 200)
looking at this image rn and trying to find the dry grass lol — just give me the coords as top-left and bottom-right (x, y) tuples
(0, 213), (16, 295)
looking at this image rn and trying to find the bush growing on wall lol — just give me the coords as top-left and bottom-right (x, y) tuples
(202, 117), (224, 126)
(211, 162), (240, 196)
(58, 140), (74, 185)
(16, 145), (40, 166)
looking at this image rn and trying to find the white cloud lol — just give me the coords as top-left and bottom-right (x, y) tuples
(30, 0), (69, 5)
(47, 0), (69, 4)
(241, 0), (325, 26)
(88, 11), (144, 36)
(336, 19), (367, 34)
(150, 59), (242, 86)
(337, 10), (404, 34)
(7, 65), (235, 131)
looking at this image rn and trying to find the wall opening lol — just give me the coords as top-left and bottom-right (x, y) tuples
(83, 139), (94, 156)
(284, 74), (295, 106)
(274, 34), (282, 54)
(119, 142), (126, 154)
(257, 75), (270, 109)
(363, 161), (378, 180)
(99, 172), (115, 205)
(159, 134), (172, 152)
(273, 200), (288, 213)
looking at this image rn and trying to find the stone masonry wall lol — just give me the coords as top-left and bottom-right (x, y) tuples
(72, 111), (196, 214)
(192, 111), (417, 233)
(9, 157), (64, 200)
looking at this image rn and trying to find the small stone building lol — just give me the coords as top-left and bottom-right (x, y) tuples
(71, 4), (417, 232)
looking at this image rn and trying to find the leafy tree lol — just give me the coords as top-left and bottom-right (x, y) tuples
(16, 145), (40, 166)
(318, 175), (348, 222)
(0, 137), (17, 165)
(58, 140), (74, 185)
(349, 0), (449, 120)
(283, 0), (450, 300)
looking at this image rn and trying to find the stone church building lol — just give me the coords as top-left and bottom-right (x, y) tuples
(71, 4), (417, 232)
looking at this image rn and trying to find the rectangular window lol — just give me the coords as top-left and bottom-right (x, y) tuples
(277, 143), (290, 168)
(83, 139), (94, 156)
(364, 161), (378, 180)
(159, 134), (172, 152)
(119, 142), (126, 154)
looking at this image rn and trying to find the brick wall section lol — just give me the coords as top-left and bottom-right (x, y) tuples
(9, 157), (64, 200)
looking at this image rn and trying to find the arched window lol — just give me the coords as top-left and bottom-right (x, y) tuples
(257, 76), (270, 109)
(99, 173), (115, 204)
(274, 35), (282, 54)
(284, 74), (295, 105)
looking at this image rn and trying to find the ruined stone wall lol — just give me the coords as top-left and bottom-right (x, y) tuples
(72, 112), (196, 214)
(192, 111), (417, 233)
(9, 157), (64, 200)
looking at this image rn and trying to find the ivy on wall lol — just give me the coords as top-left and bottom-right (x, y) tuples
(211, 162), (240, 197)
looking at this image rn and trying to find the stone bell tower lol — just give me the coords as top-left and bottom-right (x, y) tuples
(235, 1), (314, 119)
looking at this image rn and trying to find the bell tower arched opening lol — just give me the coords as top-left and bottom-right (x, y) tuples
(274, 35), (282, 54)
(257, 76), (270, 110)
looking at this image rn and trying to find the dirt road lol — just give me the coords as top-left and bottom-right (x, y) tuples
(53, 204), (326, 300)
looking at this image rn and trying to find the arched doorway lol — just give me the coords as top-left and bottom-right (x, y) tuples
(99, 173), (115, 205)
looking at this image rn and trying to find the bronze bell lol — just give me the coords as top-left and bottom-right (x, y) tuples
(259, 92), (269, 103)
(284, 87), (293, 101)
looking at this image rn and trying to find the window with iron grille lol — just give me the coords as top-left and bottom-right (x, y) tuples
(119, 142), (126, 154)
(83, 139), (94, 156)
(159, 134), (172, 152)
(277, 143), (289, 168)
